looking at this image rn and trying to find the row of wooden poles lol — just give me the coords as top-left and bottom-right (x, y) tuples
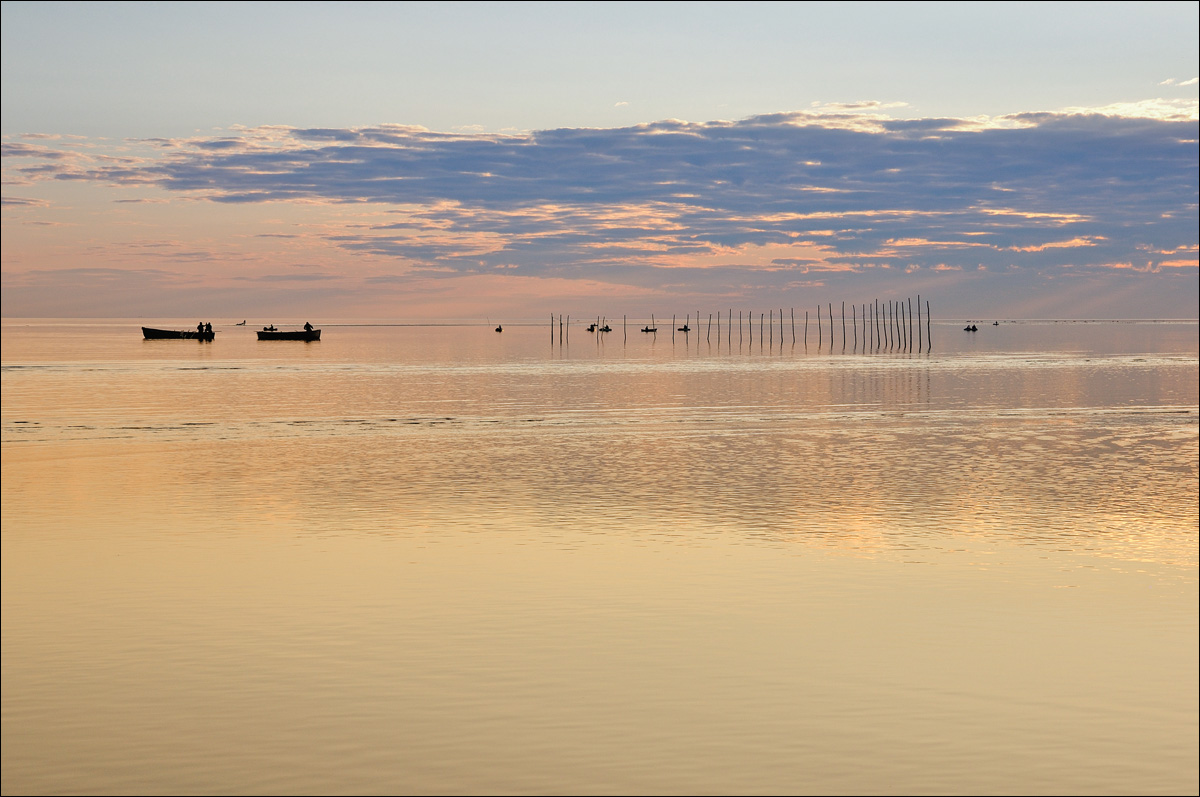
(551, 297), (932, 353)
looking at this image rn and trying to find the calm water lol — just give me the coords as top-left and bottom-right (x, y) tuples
(3, 318), (1197, 795)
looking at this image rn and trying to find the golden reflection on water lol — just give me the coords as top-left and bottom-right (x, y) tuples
(2, 321), (1198, 794)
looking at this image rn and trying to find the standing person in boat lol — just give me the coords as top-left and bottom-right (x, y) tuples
(204, 322), (213, 335)
(197, 321), (204, 335)
(303, 321), (313, 332)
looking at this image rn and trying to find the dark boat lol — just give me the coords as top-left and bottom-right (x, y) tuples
(143, 326), (214, 341)
(257, 327), (320, 341)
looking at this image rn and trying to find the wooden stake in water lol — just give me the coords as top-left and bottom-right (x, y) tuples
(917, 294), (922, 352)
(841, 301), (847, 352)
(926, 300), (931, 352)
(817, 304), (822, 348)
(889, 301), (896, 350)
(907, 298), (913, 352)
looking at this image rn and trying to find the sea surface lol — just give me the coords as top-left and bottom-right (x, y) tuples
(2, 318), (1197, 795)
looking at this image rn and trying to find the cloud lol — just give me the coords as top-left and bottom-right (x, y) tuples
(3, 106), (1196, 317)
(125, 112), (1194, 278)
(1, 196), (50, 207)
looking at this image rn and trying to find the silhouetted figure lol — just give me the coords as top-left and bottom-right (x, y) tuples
(198, 322), (205, 335)
(304, 322), (314, 332)
(204, 322), (212, 334)
(495, 324), (502, 332)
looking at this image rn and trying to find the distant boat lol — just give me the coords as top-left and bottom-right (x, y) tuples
(963, 324), (978, 332)
(235, 320), (247, 326)
(258, 327), (320, 341)
(142, 326), (214, 341)
(495, 325), (503, 332)
(993, 321), (999, 326)
(677, 324), (690, 332)
(642, 314), (657, 333)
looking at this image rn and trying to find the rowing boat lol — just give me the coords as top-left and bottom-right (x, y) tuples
(257, 328), (321, 341)
(142, 327), (215, 341)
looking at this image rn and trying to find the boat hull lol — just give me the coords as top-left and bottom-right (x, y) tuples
(257, 329), (321, 341)
(142, 327), (214, 341)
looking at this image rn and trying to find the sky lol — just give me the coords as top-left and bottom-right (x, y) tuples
(2, 1), (1197, 321)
